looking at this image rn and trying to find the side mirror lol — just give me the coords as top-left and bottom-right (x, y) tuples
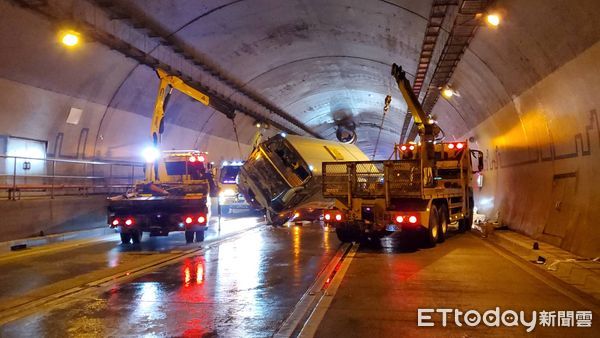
(470, 150), (484, 173)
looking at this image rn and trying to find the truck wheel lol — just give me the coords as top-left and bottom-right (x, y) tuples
(185, 231), (195, 244)
(458, 213), (473, 233)
(335, 228), (354, 243)
(131, 230), (142, 244)
(458, 193), (474, 233)
(120, 233), (132, 245)
(195, 230), (205, 242)
(425, 205), (440, 247)
(438, 204), (449, 243)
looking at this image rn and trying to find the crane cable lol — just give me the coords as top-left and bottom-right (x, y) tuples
(231, 117), (243, 159)
(371, 94), (392, 160)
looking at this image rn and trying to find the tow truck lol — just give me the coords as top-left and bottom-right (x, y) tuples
(321, 64), (484, 246)
(108, 69), (214, 244)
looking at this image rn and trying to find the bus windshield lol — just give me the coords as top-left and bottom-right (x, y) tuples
(243, 149), (290, 201)
(263, 137), (310, 186)
(220, 165), (241, 184)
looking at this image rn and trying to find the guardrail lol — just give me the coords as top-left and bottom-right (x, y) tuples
(0, 155), (145, 200)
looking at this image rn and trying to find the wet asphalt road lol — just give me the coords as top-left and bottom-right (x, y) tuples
(0, 218), (339, 337)
(314, 232), (600, 337)
(1, 221), (598, 337)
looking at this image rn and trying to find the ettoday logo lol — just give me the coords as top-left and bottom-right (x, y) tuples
(417, 308), (593, 332)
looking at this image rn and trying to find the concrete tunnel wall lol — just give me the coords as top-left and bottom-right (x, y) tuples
(0, 1), (257, 164)
(430, 1), (600, 258)
(0, 2), (257, 240)
(0, 0), (598, 257)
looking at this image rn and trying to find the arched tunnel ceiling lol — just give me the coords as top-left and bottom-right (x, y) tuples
(116, 0), (431, 158)
(1, 0), (599, 159)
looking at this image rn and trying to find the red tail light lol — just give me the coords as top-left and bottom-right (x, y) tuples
(409, 145), (415, 151)
(400, 145), (407, 151)
(335, 214), (342, 221)
(394, 214), (418, 224)
(448, 143), (455, 149)
(185, 217), (193, 224)
(197, 155), (205, 162)
(125, 218), (133, 226)
(197, 216), (206, 224)
(324, 213), (331, 221)
(456, 142), (464, 149)
(112, 219), (120, 226)
(189, 156), (196, 162)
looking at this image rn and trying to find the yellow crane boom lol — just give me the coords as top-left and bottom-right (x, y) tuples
(146, 69), (211, 181)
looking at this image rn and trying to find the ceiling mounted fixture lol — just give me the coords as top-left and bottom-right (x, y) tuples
(485, 13), (501, 27)
(59, 29), (81, 47)
(335, 119), (357, 144)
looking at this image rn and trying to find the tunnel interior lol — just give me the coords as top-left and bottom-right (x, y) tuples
(0, 0), (598, 257)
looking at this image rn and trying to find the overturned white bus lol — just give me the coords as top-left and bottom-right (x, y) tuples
(237, 134), (369, 225)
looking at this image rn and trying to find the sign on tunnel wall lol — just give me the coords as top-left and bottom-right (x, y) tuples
(0, 136), (47, 183)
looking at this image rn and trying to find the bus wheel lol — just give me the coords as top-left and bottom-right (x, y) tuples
(267, 210), (286, 227)
(438, 204), (449, 243)
(425, 205), (440, 247)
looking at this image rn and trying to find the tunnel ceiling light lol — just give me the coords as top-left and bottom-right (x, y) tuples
(60, 30), (81, 47)
(486, 13), (501, 27)
(441, 87), (454, 99)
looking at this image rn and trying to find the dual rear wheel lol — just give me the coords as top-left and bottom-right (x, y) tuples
(185, 230), (205, 243)
(120, 230), (142, 244)
(424, 204), (449, 247)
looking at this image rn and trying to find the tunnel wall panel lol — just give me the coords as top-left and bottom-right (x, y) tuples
(466, 41), (600, 258)
(0, 196), (108, 242)
(0, 77), (253, 163)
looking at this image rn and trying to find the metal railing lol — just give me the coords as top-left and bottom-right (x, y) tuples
(386, 160), (422, 197)
(0, 155), (145, 200)
(322, 161), (386, 199)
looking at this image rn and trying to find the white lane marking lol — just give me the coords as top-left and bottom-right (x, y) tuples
(0, 235), (119, 263)
(274, 243), (351, 338)
(298, 244), (358, 338)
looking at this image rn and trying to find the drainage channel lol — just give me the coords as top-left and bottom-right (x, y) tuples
(275, 242), (359, 338)
(0, 224), (263, 325)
